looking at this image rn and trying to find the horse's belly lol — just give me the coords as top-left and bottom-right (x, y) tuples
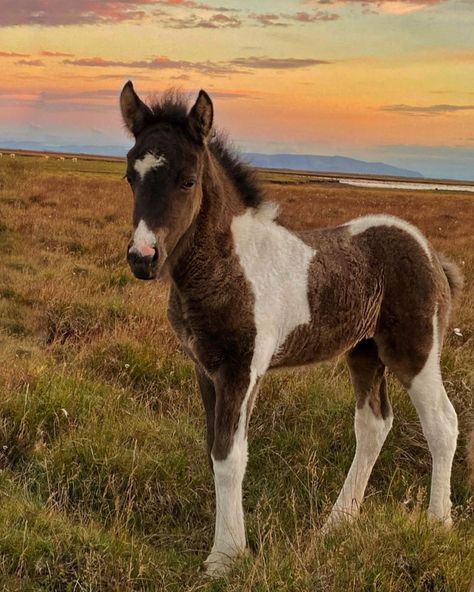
(269, 286), (382, 369)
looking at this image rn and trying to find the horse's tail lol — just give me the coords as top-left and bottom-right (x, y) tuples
(437, 252), (464, 302)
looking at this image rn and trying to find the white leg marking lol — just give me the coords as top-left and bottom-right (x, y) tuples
(133, 152), (167, 181)
(130, 219), (156, 257)
(205, 204), (315, 575)
(324, 400), (393, 530)
(408, 311), (458, 525)
(205, 372), (257, 577)
(347, 214), (432, 260)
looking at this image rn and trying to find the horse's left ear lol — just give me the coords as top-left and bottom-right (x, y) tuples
(188, 90), (213, 143)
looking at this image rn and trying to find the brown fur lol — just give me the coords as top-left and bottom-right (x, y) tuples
(120, 85), (462, 569)
(121, 85), (460, 459)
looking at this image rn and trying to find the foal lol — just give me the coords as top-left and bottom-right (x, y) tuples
(120, 82), (462, 576)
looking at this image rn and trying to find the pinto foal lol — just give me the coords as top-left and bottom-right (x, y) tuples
(120, 82), (462, 576)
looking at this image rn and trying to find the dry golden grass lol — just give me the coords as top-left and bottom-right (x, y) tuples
(0, 154), (473, 591)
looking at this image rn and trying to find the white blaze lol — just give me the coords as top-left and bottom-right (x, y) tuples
(130, 220), (156, 256)
(133, 152), (167, 181)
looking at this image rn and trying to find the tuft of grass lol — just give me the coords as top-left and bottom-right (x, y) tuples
(0, 153), (473, 590)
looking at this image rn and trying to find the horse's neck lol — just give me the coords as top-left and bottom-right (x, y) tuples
(169, 151), (244, 290)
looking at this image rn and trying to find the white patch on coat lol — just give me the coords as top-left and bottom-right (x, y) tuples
(133, 152), (167, 181)
(324, 400), (393, 530)
(130, 219), (156, 256)
(407, 309), (458, 524)
(206, 371), (257, 574)
(347, 214), (432, 260)
(231, 203), (316, 375)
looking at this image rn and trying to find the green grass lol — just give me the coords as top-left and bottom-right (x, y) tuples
(0, 154), (473, 591)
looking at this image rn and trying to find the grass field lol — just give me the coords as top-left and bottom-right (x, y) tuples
(0, 153), (473, 591)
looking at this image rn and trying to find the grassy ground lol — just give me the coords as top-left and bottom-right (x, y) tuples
(0, 154), (473, 591)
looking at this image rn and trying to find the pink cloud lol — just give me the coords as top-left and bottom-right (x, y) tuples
(0, 0), (154, 26)
(0, 0), (239, 26)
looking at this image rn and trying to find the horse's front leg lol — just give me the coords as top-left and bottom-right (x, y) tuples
(195, 364), (215, 467)
(204, 365), (260, 577)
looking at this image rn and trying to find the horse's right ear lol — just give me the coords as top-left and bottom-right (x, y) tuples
(120, 81), (153, 137)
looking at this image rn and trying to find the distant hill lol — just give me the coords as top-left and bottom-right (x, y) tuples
(243, 153), (422, 178)
(1, 140), (422, 178)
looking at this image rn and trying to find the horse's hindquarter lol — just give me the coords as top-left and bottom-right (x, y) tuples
(270, 225), (384, 368)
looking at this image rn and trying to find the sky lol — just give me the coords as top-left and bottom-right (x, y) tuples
(0, 0), (473, 179)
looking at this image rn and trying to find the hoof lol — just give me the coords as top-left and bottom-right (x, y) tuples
(427, 510), (453, 529)
(204, 551), (235, 578)
(203, 548), (248, 578)
(321, 509), (357, 534)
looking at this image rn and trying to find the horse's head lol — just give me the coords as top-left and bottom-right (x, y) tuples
(120, 81), (213, 280)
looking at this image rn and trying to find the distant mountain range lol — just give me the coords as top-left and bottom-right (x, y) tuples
(242, 153), (422, 178)
(1, 140), (422, 178)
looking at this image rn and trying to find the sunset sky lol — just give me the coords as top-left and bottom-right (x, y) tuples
(1, 0), (473, 178)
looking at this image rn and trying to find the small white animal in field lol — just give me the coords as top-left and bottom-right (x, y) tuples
(10, 153), (16, 159)
(44, 155), (50, 160)
(0, 152), (3, 158)
(72, 157), (78, 162)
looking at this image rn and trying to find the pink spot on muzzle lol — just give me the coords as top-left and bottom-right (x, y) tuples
(136, 241), (156, 257)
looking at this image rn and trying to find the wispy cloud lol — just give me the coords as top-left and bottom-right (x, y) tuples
(229, 56), (331, 69)
(153, 11), (241, 28)
(291, 10), (339, 21)
(17, 59), (44, 66)
(62, 54), (332, 75)
(63, 55), (234, 76)
(0, 0), (239, 27)
(40, 50), (75, 57)
(152, 0), (238, 11)
(0, 50), (30, 57)
(303, 0), (446, 14)
(0, 0), (152, 26)
(381, 103), (474, 116)
(250, 10), (339, 26)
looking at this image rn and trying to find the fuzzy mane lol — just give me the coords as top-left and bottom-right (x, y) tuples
(147, 91), (264, 208)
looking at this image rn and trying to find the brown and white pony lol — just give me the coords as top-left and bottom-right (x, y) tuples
(120, 81), (462, 576)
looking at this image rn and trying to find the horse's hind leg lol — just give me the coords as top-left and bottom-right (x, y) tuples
(380, 310), (458, 525)
(324, 338), (393, 531)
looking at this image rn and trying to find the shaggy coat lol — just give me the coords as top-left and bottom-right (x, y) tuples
(120, 82), (462, 576)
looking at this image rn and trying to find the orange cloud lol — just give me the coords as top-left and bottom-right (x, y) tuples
(0, 50), (30, 57)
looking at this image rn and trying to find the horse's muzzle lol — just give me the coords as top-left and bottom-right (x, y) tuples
(127, 245), (159, 280)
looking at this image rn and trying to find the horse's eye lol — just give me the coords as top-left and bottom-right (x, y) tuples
(182, 179), (196, 190)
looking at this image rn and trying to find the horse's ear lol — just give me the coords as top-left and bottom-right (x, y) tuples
(120, 81), (152, 137)
(188, 90), (213, 143)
